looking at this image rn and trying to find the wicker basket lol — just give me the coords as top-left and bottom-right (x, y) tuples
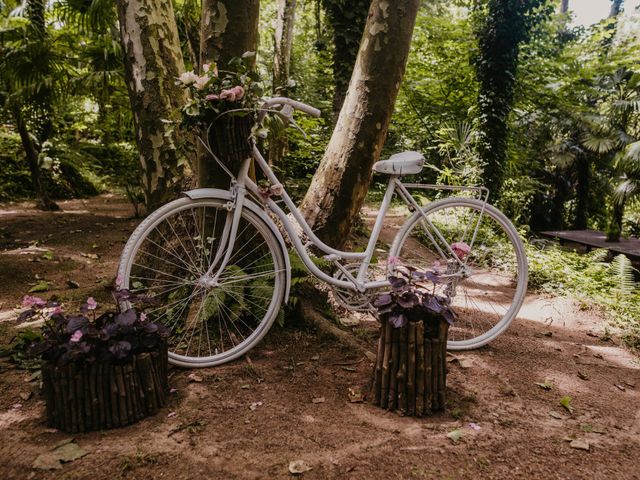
(206, 114), (255, 176)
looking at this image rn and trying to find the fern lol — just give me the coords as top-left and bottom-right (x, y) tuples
(609, 254), (636, 296)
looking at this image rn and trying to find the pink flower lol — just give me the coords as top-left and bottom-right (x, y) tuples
(194, 75), (209, 90)
(219, 86), (245, 102)
(205, 93), (220, 102)
(49, 306), (63, 317)
(140, 312), (147, 322)
(387, 256), (399, 267)
(86, 297), (97, 310)
(22, 295), (46, 308)
(115, 275), (124, 287)
(450, 242), (471, 260)
(468, 422), (481, 431)
(70, 330), (83, 343)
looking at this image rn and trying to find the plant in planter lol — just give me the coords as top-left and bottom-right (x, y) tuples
(370, 266), (456, 416)
(22, 290), (170, 433)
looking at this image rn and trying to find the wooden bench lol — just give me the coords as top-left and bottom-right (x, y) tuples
(540, 230), (640, 261)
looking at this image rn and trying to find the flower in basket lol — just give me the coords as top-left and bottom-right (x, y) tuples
(373, 266), (456, 328)
(177, 53), (264, 130)
(21, 290), (169, 367)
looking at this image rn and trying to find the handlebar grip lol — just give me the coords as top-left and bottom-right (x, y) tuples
(263, 97), (321, 118)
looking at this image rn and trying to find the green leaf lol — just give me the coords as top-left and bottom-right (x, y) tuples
(559, 396), (574, 414)
(29, 281), (49, 293)
(534, 380), (553, 391)
(447, 429), (463, 444)
(41, 251), (53, 261)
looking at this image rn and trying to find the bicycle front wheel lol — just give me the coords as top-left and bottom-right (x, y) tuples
(118, 197), (286, 367)
(389, 197), (528, 350)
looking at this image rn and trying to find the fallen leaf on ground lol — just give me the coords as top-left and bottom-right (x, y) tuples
(66, 280), (80, 289)
(32, 441), (87, 470)
(447, 429), (463, 444)
(249, 401), (263, 411)
(448, 356), (473, 369)
(468, 422), (481, 431)
(569, 439), (590, 451)
(559, 396), (574, 414)
(348, 388), (364, 403)
(341, 366), (357, 372)
(624, 380), (636, 388)
(289, 460), (312, 474)
(19, 391), (32, 401)
(187, 373), (203, 383)
(240, 384), (251, 389)
(167, 411), (177, 418)
(577, 371), (589, 381)
(534, 381), (553, 391)
(41, 251), (54, 261)
(28, 281), (49, 293)
(80, 252), (100, 260)
(593, 353), (604, 360)
(311, 355), (320, 361)
(549, 411), (563, 419)
(311, 397), (325, 404)
(615, 384), (626, 392)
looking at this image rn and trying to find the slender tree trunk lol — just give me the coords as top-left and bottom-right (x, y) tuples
(116, 0), (188, 213)
(300, 0), (420, 248)
(560, 0), (569, 14)
(322, 0), (371, 123)
(474, 0), (543, 200)
(269, 0), (297, 166)
(609, 0), (623, 18)
(198, 0), (260, 188)
(573, 154), (590, 230)
(12, 105), (59, 211)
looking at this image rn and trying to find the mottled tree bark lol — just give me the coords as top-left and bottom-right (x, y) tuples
(300, 0), (420, 248)
(269, 0), (297, 166)
(116, 0), (188, 213)
(323, 0), (371, 123)
(198, 0), (260, 188)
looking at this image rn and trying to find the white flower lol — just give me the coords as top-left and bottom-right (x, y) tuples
(194, 75), (210, 90)
(178, 71), (200, 86)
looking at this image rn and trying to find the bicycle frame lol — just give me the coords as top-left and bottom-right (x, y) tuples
(201, 140), (490, 295)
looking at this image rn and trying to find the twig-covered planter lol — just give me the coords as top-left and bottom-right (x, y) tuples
(41, 343), (168, 433)
(371, 317), (448, 416)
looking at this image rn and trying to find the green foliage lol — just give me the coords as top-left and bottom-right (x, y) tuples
(527, 243), (640, 348)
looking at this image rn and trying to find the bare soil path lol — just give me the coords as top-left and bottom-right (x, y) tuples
(0, 196), (638, 479)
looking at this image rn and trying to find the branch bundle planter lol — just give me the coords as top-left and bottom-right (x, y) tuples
(41, 344), (168, 433)
(371, 318), (448, 416)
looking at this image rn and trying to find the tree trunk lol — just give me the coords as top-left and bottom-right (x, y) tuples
(116, 0), (188, 213)
(322, 0), (371, 123)
(198, 0), (260, 188)
(609, 0), (623, 18)
(269, 0), (297, 166)
(573, 154), (590, 230)
(300, 0), (420, 248)
(12, 105), (59, 211)
(474, 0), (544, 200)
(560, 0), (569, 14)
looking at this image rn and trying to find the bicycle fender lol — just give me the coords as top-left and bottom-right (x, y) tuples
(181, 189), (292, 303)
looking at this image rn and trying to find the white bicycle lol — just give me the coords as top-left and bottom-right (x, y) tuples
(118, 97), (528, 368)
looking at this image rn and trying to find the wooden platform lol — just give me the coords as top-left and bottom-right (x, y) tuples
(540, 230), (640, 260)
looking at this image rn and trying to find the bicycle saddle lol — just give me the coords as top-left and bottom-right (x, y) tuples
(372, 151), (425, 175)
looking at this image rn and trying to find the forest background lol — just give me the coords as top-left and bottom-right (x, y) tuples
(1, 0), (640, 347)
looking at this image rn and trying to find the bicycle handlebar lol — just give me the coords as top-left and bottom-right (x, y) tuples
(260, 97), (321, 118)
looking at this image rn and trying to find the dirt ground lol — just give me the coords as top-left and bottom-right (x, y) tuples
(0, 195), (639, 480)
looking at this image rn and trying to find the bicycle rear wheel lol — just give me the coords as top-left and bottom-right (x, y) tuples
(389, 197), (528, 350)
(118, 197), (286, 367)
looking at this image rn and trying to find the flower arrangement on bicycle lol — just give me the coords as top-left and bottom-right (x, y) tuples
(177, 54), (264, 130)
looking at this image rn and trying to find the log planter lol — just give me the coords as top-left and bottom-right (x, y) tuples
(41, 343), (169, 433)
(371, 317), (448, 416)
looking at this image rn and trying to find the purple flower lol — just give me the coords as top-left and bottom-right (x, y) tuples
(70, 330), (83, 343)
(140, 312), (147, 322)
(86, 297), (97, 311)
(22, 295), (46, 308)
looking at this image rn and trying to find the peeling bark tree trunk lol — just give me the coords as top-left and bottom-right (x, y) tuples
(300, 0), (420, 248)
(198, 0), (260, 188)
(269, 0), (297, 166)
(116, 0), (188, 213)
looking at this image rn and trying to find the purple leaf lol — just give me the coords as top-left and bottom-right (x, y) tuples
(17, 308), (36, 323)
(425, 271), (440, 283)
(373, 294), (393, 308)
(389, 313), (408, 328)
(115, 308), (137, 327)
(109, 341), (132, 359)
(388, 277), (407, 290)
(397, 292), (419, 309)
(66, 316), (88, 333)
(423, 296), (444, 314)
